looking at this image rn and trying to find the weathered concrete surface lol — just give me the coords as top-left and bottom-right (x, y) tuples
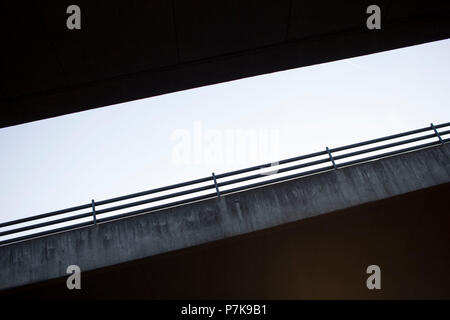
(1, 144), (450, 290)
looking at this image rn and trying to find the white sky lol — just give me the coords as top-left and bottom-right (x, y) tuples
(1, 38), (449, 226)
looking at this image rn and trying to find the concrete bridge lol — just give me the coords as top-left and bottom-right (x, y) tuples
(1, 142), (450, 299)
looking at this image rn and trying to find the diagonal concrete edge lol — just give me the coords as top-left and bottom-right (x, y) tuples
(1, 144), (449, 290)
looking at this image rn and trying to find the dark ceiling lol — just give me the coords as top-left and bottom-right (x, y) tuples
(1, 0), (450, 128)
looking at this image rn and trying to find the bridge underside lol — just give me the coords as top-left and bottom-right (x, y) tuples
(2, 0), (450, 128)
(3, 181), (450, 299)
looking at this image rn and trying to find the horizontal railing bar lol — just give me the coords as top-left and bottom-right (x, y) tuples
(221, 165), (336, 196)
(96, 192), (218, 224)
(0, 203), (92, 228)
(0, 174), (215, 231)
(330, 122), (450, 153)
(95, 176), (213, 206)
(217, 157), (331, 188)
(215, 150), (328, 179)
(217, 172), (274, 188)
(95, 183), (216, 215)
(434, 122), (450, 129)
(0, 221), (93, 246)
(0, 212), (92, 237)
(438, 129), (450, 136)
(334, 130), (450, 161)
(336, 139), (446, 168)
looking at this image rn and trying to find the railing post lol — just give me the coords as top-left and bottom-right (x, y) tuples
(212, 172), (221, 198)
(326, 147), (338, 169)
(91, 199), (97, 225)
(431, 123), (444, 144)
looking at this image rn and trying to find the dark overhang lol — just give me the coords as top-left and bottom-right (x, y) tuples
(1, 0), (450, 128)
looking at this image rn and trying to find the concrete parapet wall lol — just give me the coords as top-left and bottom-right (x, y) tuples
(1, 144), (449, 290)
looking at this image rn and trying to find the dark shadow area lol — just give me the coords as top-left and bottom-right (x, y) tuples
(2, 0), (449, 127)
(2, 182), (450, 299)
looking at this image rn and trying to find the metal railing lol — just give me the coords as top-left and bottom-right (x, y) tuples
(1, 122), (449, 246)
